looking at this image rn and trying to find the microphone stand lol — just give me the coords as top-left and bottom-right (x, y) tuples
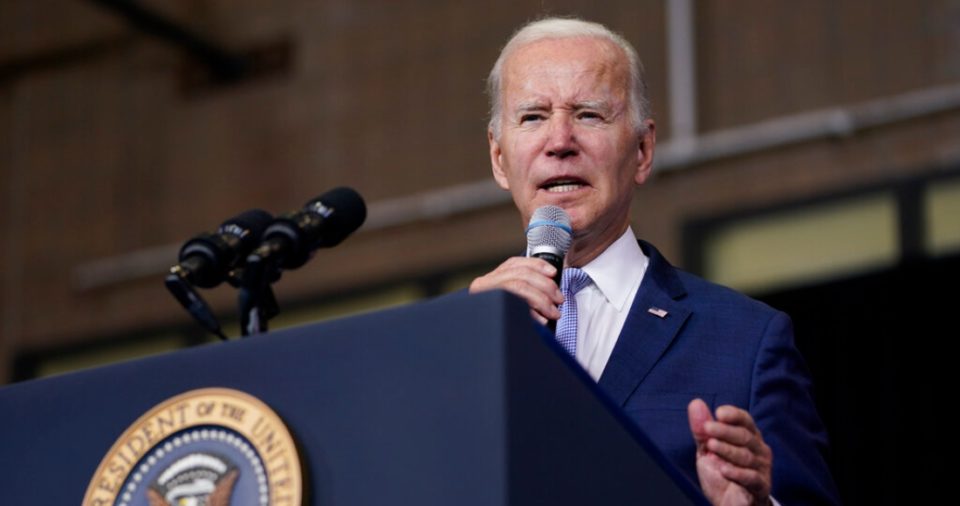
(237, 253), (281, 337)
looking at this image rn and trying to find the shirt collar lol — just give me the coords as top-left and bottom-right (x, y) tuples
(580, 227), (649, 311)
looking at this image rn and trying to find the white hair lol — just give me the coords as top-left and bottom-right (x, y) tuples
(486, 17), (650, 139)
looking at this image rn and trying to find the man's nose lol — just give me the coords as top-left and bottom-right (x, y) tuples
(545, 116), (577, 159)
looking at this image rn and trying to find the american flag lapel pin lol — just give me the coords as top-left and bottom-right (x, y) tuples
(647, 307), (668, 318)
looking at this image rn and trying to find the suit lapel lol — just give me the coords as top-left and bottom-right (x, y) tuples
(597, 241), (691, 407)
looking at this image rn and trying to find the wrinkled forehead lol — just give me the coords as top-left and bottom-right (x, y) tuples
(500, 37), (630, 106)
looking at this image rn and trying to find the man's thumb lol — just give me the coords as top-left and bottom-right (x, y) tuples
(687, 398), (713, 444)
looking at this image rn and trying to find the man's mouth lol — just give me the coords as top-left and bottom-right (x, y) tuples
(540, 178), (587, 193)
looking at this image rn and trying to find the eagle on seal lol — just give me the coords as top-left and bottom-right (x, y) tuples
(147, 452), (239, 506)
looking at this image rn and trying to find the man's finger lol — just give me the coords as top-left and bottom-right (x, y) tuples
(714, 405), (760, 432)
(471, 259), (562, 297)
(529, 309), (548, 325)
(687, 398), (714, 446)
(499, 279), (562, 320)
(705, 437), (760, 468)
(718, 463), (771, 498)
(703, 420), (754, 447)
(469, 257), (565, 321)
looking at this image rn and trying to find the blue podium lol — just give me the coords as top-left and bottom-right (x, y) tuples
(0, 291), (706, 505)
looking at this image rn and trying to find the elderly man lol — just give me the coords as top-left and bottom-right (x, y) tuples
(470, 18), (840, 506)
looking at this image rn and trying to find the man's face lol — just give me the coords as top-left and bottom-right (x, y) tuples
(489, 37), (654, 262)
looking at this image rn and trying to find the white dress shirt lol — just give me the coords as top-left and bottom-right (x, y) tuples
(574, 227), (648, 381)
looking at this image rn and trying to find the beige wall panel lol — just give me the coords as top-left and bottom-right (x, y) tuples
(703, 195), (899, 293)
(926, 177), (960, 255)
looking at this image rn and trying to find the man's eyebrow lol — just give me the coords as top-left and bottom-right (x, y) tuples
(510, 100), (617, 114)
(514, 101), (550, 112)
(574, 100), (613, 111)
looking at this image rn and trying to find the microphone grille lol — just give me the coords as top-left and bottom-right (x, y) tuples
(219, 209), (274, 238)
(526, 205), (572, 256)
(309, 186), (367, 247)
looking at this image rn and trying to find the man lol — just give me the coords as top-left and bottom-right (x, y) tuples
(470, 18), (840, 505)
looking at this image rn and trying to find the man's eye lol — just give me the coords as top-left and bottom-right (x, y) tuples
(520, 114), (544, 123)
(578, 111), (603, 121)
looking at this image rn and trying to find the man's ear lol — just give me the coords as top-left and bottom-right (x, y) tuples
(489, 129), (510, 190)
(634, 119), (656, 185)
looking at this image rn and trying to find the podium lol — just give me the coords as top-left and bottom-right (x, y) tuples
(0, 291), (706, 505)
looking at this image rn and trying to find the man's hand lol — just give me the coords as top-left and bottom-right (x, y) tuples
(469, 257), (563, 324)
(688, 399), (773, 506)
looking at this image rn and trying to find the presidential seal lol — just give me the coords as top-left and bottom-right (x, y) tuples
(83, 388), (303, 506)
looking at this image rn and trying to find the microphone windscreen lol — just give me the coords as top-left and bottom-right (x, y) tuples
(308, 186), (367, 247)
(177, 208), (275, 288)
(220, 209), (273, 238)
(526, 205), (572, 257)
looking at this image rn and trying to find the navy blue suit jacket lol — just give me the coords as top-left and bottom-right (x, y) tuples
(598, 241), (840, 504)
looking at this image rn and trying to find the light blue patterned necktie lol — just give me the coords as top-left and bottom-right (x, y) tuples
(556, 268), (592, 356)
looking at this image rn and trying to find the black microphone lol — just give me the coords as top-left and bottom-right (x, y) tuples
(173, 209), (274, 288)
(526, 205), (572, 331)
(248, 186), (367, 270)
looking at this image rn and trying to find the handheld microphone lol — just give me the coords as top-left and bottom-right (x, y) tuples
(249, 186), (367, 270)
(526, 205), (572, 330)
(172, 209), (274, 288)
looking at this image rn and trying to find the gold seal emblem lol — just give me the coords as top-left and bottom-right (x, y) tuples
(83, 388), (303, 506)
